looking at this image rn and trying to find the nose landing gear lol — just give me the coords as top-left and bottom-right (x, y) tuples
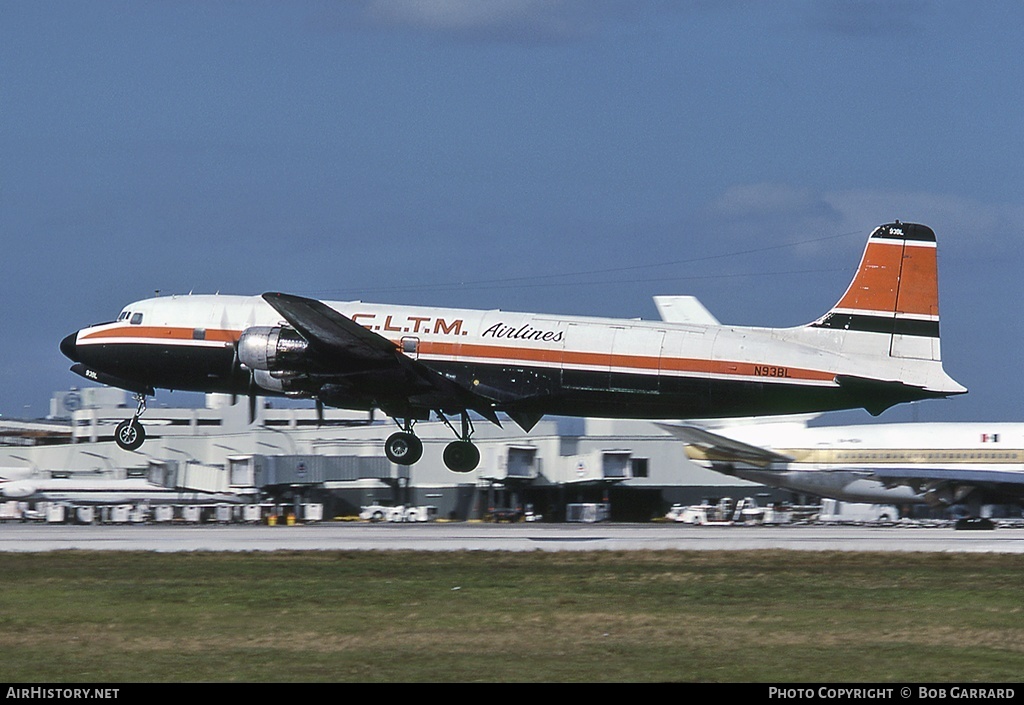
(114, 394), (148, 451)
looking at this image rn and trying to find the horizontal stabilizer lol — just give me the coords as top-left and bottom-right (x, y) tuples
(678, 413), (819, 431)
(653, 296), (720, 325)
(659, 423), (792, 468)
(834, 375), (952, 416)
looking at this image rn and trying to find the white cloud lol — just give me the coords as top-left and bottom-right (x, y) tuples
(808, 0), (929, 38)
(710, 182), (838, 220)
(823, 189), (1024, 255)
(705, 181), (1024, 259)
(351, 0), (683, 44)
(367, 0), (549, 30)
(360, 0), (587, 42)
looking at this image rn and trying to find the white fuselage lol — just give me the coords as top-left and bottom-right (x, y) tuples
(66, 292), (962, 421)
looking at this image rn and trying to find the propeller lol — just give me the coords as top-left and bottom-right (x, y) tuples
(248, 377), (258, 424)
(230, 340), (259, 424)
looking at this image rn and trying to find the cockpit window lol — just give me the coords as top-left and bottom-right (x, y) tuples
(118, 311), (130, 322)
(130, 312), (143, 325)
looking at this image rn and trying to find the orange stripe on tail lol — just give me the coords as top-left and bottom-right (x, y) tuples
(809, 222), (941, 361)
(833, 223), (938, 317)
(894, 242), (939, 318)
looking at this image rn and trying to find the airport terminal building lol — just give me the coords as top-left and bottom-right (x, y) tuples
(0, 388), (777, 521)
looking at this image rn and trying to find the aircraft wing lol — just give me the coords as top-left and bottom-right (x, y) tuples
(262, 292), (503, 424)
(868, 467), (1024, 502)
(659, 424), (793, 468)
(263, 292), (399, 362)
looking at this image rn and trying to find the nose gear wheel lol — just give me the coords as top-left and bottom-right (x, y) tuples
(114, 394), (148, 451)
(114, 418), (145, 451)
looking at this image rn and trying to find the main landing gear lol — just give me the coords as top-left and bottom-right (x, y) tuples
(114, 394), (148, 451)
(384, 411), (480, 473)
(385, 421), (424, 466)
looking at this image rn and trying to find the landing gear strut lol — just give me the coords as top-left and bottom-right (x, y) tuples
(382, 410), (481, 473)
(114, 394), (148, 451)
(440, 411), (480, 473)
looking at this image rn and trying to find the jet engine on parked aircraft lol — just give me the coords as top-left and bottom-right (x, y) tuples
(923, 482), (974, 507)
(0, 480), (37, 499)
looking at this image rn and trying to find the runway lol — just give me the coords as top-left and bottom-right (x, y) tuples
(2, 521), (1024, 553)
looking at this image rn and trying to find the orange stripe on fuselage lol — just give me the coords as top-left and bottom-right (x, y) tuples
(80, 326), (239, 343)
(419, 341), (836, 383)
(82, 327), (837, 384)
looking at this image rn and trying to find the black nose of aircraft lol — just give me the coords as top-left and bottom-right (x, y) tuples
(60, 332), (80, 362)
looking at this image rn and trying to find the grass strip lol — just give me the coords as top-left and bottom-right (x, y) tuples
(0, 550), (1021, 682)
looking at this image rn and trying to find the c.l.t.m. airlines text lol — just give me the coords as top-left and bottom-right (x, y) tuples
(350, 312), (468, 336)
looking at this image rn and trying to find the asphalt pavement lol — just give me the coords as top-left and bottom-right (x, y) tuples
(2, 521), (1023, 553)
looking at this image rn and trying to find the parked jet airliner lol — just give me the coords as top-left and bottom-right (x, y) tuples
(0, 467), (246, 505)
(61, 222), (965, 472)
(663, 416), (1024, 512)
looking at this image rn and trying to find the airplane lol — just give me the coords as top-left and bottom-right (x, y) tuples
(0, 467), (247, 505)
(60, 221), (965, 473)
(662, 416), (1024, 513)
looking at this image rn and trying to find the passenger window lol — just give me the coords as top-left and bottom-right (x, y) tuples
(130, 313), (143, 325)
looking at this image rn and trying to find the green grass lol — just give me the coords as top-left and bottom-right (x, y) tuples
(0, 550), (1021, 682)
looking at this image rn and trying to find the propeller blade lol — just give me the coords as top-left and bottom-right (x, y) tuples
(248, 376), (258, 424)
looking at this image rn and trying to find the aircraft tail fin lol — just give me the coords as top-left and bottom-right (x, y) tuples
(809, 222), (941, 362)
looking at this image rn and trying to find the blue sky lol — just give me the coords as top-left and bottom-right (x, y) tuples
(2, 1), (1022, 423)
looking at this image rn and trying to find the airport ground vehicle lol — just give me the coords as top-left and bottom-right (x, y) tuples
(359, 504), (437, 523)
(668, 497), (764, 525)
(817, 499), (899, 523)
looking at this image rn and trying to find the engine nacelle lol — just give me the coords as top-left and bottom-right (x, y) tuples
(251, 370), (303, 394)
(0, 480), (36, 499)
(923, 482), (975, 507)
(237, 326), (309, 372)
